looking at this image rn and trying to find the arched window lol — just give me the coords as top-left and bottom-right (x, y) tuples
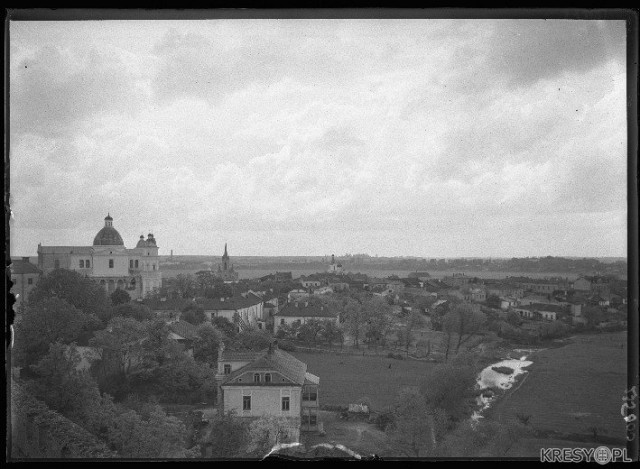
(130, 260), (133, 269)
(86, 260), (90, 268)
(109, 259), (114, 268)
(254, 373), (260, 383)
(135, 260), (139, 268)
(79, 260), (84, 268)
(265, 373), (271, 383)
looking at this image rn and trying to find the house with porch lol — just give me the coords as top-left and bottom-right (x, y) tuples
(215, 341), (321, 441)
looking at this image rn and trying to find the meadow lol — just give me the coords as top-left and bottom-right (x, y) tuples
(291, 351), (437, 411)
(487, 331), (628, 452)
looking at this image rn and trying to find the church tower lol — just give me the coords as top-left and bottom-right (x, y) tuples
(222, 243), (229, 271)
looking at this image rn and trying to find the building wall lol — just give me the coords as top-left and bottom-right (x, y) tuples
(10, 273), (40, 309)
(273, 315), (339, 334)
(223, 386), (302, 418)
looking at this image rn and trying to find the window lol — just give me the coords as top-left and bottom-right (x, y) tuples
(281, 397), (290, 411)
(280, 319), (285, 325)
(303, 389), (317, 401)
(130, 260), (134, 269)
(254, 373), (260, 383)
(243, 396), (251, 410)
(109, 259), (114, 268)
(86, 260), (90, 268)
(310, 414), (317, 425)
(265, 373), (271, 383)
(79, 260), (84, 268)
(27, 278), (33, 285)
(153, 264), (156, 271)
(224, 364), (231, 375)
(258, 323), (263, 330)
(135, 260), (139, 268)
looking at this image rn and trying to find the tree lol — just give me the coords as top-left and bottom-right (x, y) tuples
(583, 305), (605, 327)
(28, 268), (111, 323)
(505, 310), (522, 327)
(388, 387), (446, 457)
(442, 304), (486, 355)
(420, 353), (479, 421)
(111, 288), (132, 306)
(212, 316), (238, 338)
(202, 411), (248, 458)
(275, 321), (300, 341)
(485, 294), (501, 309)
(298, 319), (325, 347)
(181, 303), (206, 325)
(174, 273), (196, 299)
(245, 415), (294, 456)
(113, 302), (154, 322)
(27, 342), (103, 419)
(319, 320), (343, 348)
(402, 309), (425, 355)
(13, 297), (96, 367)
(234, 329), (272, 351)
(193, 323), (223, 364)
(89, 316), (148, 376)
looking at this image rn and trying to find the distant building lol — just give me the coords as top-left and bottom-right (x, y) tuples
(37, 214), (161, 299)
(273, 300), (339, 335)
(216, 341), (321, 437)
(10, 257), (41, 309)
(327, 254), (344, 274)
(216, 244), (239, 282)
(408, 271), (431, 280)
(198, 294), (264, 331)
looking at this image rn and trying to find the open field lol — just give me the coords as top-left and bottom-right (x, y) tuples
(486, 331), (627, 451)
(291, 352), (437, 410)
(301, 410), (398, 458)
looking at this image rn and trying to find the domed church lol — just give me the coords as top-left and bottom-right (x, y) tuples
(37, 214), (162, 299)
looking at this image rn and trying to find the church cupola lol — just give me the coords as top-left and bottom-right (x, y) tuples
(93, 214), (124, 246)
(105, 213), (113, 227)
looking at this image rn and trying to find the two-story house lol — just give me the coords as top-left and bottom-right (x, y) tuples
(215, 341), (320, 441)
(273, 300), (340, 335)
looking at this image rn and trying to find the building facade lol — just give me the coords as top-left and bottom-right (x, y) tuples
(10, 257), (42, 309)
(37, 214), (161, 300)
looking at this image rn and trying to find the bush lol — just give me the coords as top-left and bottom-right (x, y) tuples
(278, 341), (297, 352)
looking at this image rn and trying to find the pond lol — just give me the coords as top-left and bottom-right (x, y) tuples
(472, 355), (533, 421)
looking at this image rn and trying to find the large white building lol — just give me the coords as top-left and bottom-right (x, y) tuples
(37, 214), (161, 299)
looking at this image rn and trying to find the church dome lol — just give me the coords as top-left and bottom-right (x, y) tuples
(136, 235), (147, 248)
(93, 214), (124, 246)
(93, 227), (124, 246)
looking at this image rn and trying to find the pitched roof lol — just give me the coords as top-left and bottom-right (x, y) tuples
(198, 295), (262, 310)
(168, 320), (199, 340)
(521, 303), (567, 313)
(222, 346), (308, 386)
(11, 259), (41, 275)
(221, 349), (265, 361)
(275, 301), (338, 318)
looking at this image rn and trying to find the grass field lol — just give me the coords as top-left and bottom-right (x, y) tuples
(291, 351), (437, 410)
(486, 331), (627, 450)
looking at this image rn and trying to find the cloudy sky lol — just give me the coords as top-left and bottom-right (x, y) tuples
(9, 18), (627, 257)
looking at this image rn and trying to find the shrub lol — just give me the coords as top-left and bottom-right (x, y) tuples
(278, 341), (297, 352)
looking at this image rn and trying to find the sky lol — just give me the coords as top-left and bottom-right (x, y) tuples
(9, 18), (628, 258)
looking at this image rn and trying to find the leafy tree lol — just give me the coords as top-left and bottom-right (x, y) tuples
(13, 297), (96, 367)
(181, 303), (207, 325)
(485, 294), (502, 309)
(245, 415), (294, 456)
(27, 342), (103, 419)
(174, 273), (196, 299)
(319, 320), (343, 348)
(388, 387), (448, 457)
(506, 310), (522, 327)
(420, 353), (479, 421)
(89, 316), (148, 376)
(401, 309), (425, 355)
(193, 323), (223, 364)
(275, 321), (300, 341)
(29, 268), (111, 323)
(442, 304), (487, 355)
(583, 305), (605, 327)
(113, 302), (154, 322)
(111, 288), (132, 306)
(234, 329), (272, 351)
(202, 411), (248, 458)
(298, 319), (325, 346)
(212, 316), (238, 338)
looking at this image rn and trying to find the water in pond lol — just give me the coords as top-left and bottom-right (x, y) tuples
(472, 355), (533, 421)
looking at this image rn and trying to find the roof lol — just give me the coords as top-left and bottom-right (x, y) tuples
(304, 372), (320, 385)
(143, 298), (190, 311)
(221, 349), (266, 361)
(521, 303), (567, 313)
(11, 259), (41, 275)
(93, 226), (124, 246)
(275, 301), (338, 318)
(222, 346), (308, 386)
(37, 246), (94, 254)
(168, 320), (199, 340)
(198, 295), (262, 310)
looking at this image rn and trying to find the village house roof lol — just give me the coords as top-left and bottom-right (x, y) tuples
(520, 303), (567, 313)
(275, 301), (337, 319)
(168, 320), (199, 340)
(11, 258), (41, 275)
(221, 345), (309, 386)
(198, 295), (263, 311)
